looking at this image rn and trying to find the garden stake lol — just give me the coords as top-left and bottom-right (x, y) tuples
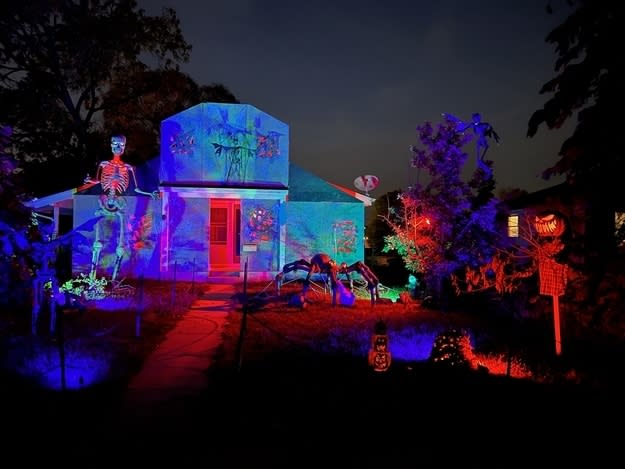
(235, 258), (249, 373)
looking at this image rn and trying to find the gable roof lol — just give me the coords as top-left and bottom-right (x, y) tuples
(327, 182), (375, 206)
(287, 163), (372, 205)
(25, 160), (373, 214)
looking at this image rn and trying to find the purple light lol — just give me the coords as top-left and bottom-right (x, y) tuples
(4, 338), (116, 391)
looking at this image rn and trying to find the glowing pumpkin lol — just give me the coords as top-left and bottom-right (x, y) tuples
(534, 212), (566, 237)
(368, 320), (391, 372)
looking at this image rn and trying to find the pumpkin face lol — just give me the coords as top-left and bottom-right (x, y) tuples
(534, 213), (566, 237)
(368, 334), (391, 372)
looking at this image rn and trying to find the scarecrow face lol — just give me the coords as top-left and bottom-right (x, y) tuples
(535, 213), (566, 237)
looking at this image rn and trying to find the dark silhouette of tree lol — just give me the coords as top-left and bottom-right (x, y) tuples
(528, 1), (624, 200)
(528, 1), (625, 304)
(0, 0), (192, 196)
(101, 70), (239, 169)
(0, 126), (32, 309)
(367, 190), (402, 255)
(0, 127), (27, 220)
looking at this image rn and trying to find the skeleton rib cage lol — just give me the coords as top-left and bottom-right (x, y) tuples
(100, 161), (131, 196)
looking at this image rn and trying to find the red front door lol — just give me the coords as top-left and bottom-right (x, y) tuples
(209, 199), (241, 272)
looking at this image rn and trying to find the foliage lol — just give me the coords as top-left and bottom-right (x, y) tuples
(101, 69), (238, 168)
(0, 0), (193, 196)
(0, 125), (33, 307)
(528, 1), (625, 202)
(60, 273), (109, 301)
(380, 117), (503, 296)
(367, 190), (402, 254)
(429, 328), (474, 369)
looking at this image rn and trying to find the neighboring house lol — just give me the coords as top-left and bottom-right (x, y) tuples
(504, 183), (585, 242)
(504, 182), (624, 267)
(26, 103), (374, 282)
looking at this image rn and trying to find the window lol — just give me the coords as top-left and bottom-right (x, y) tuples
(507, 214), (519, 238)
(210, 207), (227, 245)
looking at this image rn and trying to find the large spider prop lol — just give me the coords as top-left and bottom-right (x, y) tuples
(276, 253), (380, 306)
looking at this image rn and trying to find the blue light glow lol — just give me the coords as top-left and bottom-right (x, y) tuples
(4, 338), (116, 391)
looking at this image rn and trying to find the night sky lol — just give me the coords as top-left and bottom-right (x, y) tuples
(140, 0), (574, 199)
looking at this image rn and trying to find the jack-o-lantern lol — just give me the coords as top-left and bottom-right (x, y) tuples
(534, 212), (567, 238)
(368, 320), (391, 372)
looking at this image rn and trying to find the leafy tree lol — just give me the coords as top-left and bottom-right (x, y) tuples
(0, 127), (27, 219)
(367, 190), (402, 255)
(0, 126), (32, 309)
(0, 0), (192, 196)
(528, 1), (624, 200)
(528, 1), (625, 304)
(380, 117), (503, 300)
(101, 69), (239, 168)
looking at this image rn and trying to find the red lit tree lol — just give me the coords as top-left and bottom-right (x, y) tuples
(380, 116), (503, 301)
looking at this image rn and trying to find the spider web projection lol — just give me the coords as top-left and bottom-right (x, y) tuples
(241, 199), (280, 272)
(160, 103), (289, 186)
(168, 130), (196, 156)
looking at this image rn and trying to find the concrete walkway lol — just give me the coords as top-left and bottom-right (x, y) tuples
(120, 282), (237, 421)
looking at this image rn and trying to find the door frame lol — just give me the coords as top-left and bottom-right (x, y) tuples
(209, 198), (241, 272)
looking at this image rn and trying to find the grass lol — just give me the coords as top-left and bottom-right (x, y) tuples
(2, 276), (612, 390)
(0, 279), (201, 392)
(2, 277), (624, 452)
(214, 280), (557, 381)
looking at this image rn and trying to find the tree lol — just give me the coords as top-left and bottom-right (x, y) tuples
(0, 0), (192, 196)
(0, 126), (32, 309)
(528, 1), (625, 301)
(528, 1), (625, 199)
(366, 189), (402, 255)
(101, 69), (239, 168)
(380, 116), (503, 300)
(0, 127), (27, 219)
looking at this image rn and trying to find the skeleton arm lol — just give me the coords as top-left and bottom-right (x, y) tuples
(128, 166), (159, 199)
(84, 163), (104, 185)
(442, 113), (471, 132)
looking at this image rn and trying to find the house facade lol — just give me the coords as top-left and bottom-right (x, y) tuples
(27, 103), (373, 282)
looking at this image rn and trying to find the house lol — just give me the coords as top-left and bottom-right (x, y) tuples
(503, 182), (624, 260)
(26, 102), (374, 283)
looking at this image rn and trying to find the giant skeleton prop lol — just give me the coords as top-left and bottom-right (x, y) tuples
(276, 253), (381, 306)
(442, 112), (500, 176)
(85, 135), (159, 282)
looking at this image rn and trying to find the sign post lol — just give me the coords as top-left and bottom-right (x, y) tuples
(535, 211), (568, 357)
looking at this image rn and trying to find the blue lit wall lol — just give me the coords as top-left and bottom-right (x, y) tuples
(284, 201), (364, 265)
(241, 198), (281, 273)
(68, 104), (367, 281)
(160, 103), (289, 187)
(72, 195), (161, 280)
(163, 195), (209, 279)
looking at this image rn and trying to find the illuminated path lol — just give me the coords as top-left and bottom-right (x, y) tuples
(120, 282), (235, 423)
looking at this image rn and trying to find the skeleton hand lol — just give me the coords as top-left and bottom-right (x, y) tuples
(151, 190), (160, 200)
